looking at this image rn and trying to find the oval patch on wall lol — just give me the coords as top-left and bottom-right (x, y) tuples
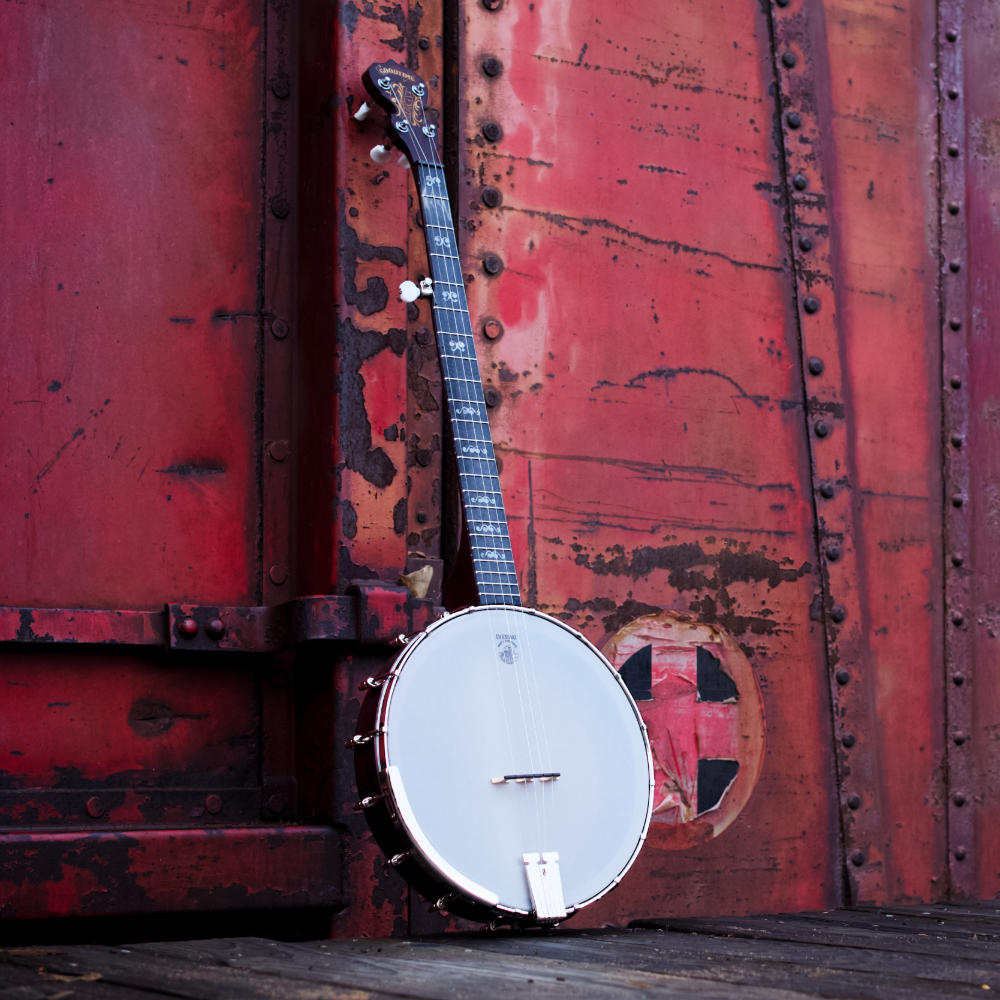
(603, 613), (765, 849)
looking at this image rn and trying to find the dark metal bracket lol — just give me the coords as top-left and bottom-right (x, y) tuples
(0, 583), (441, 654)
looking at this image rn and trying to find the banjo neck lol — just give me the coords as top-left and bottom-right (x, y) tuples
(415, 161), (521, 607)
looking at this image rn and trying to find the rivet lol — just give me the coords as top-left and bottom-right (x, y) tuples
(847, 794), (862, 810)
(836, 669), (850, 685)
(830, 604), (846, 623)
(268, 440), (290, 462)
(952, 493), (965, 508)
(415, 328), (433, 346)
(482, 121), (503, 143)
(792, 173), (809, 191)
(484, 387), (502, 408)
(814, 420), (830, 438)
(266, 792), (288, 815)
(951, 433), (964, 448)
(482, 253), (504, 275)
(953, 672), (965, 686)
(952, 552), (964, 566)
(85, 796), (105, 819)
(948, 201), (961, 215)
(803, 295), (820, 314)
(808, 356), (824, 376)
(271, 319), (289, 340)
(270, 196), (291, 219)
(415, 448), (433, 467)
(482, 318), (504, 340)
(178, 617), (198, 638)
(954, 846), (967, 861)
(269, 564), (289, 585)
(950, 375), (963, 389)
(482, 0), (503, 9)
(949, 318), (962, 330)
(946, 28), (958, 41)
(952, 611), (965, 626)
(271, 75), (291, 100)
(826, 544), (841, 562)
(481, 186), (503, 208)
(205, 618), (225, 640)
(949, 260), (961, 273)
(775, 0), (790, 6)
(851, 851), (865, 867)
(786, 112), (802, 129)
(947, 143), (960, 158)
(841, 732), (856, 748)
(953, 731), (968, 746)
(819, 482), (835, 499)
(953, 791), (967, 806)
(947, 87), (959, 100)
(798, 235), (814, 251)
(482, 56), (503, 77)
(781, 51), (797, 68)
(416, 510), (428, 524)
(205, 793), (223, 814)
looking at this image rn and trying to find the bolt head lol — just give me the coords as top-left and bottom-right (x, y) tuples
(836, 669), (850, 685)
(952, 493), (965, 508)
(947, 87), (959, 100)
(482, 121), (503, 143)
(270, 196), (291, 219)
(271, 75), (291, 100)
(85, 796), (105, 819)
(807, 356), (824, 376)
(269, 564), (289, 586)
(949, 260), (961, 273)
(851, 851), (865, 867)
(205, 793), (223, 814)
(205, 618), (226, 639)
(814, 420), (830, 438)
(419, 37), (430, 50)
(819, 482), (835, 499)
(798, 235), (814, 252)
(482, 253), (504, 275)
(949, 317), (962, 330)
(803, 295), (820, 314)
(178, 617), (198, 638)
(481, 186), (503, 208)
(482, 318), (504, 340)
(953, 791), (967, 806)
(841, 732), (855, 748)
(830, 604), (847, 623)
(950, 375), (963, 389)
(953, 672), (965, 686)
(953, 730), (968, 746)
(954, 846), (967, 861)
(792, 173), (809, 191)
(786, 111), (802, 129)
(484, 387), (502, 408)
(847, 794), (862, 810)
(948, 143), (960, 158)
(781, 51), (797, 68)
(482, 56), (503, 77)
(946, 28), (958, 41)
(948, 201), (961, 215)
(951, 552), (964, 566)
(826, 544), (841, 562)
(271, 318), (289, 339)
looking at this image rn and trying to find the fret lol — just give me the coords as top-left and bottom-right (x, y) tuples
(414, 162), (521, 606)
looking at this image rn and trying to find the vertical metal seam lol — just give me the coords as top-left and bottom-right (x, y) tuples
(761, 0), (850, 908)
(938, 0), (972, 897)
(255, 0), (270, 607)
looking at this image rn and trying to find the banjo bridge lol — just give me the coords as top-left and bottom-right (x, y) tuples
(490, 772), (561, 785)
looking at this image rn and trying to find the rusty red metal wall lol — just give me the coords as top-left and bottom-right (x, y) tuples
(2, 0), (999, 937)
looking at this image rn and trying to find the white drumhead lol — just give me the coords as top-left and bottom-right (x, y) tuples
(380, 605), (653, 915)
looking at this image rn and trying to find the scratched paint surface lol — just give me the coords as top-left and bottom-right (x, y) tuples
(1, 0), (262, 609)
(458, 0), (836, 919)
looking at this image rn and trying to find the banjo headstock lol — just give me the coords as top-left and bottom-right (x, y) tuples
(362, 60), (439, 167)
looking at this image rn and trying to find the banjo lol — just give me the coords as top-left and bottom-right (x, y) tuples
(350, 60), (654, 927)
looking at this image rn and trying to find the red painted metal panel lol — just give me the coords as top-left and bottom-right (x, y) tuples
(961, 0), (1000, 901)
(456, 0), (837, 920)
(1, 0), (265, 609)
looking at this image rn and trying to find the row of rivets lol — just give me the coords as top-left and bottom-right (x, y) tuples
(770, 0), (885, 901)
(939, 1), (974, 890)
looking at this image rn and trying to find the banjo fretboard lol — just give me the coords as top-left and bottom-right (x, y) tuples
(416, 162), (521, 606)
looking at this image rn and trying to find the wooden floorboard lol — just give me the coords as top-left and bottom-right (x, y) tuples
(2, 905), (998, 999)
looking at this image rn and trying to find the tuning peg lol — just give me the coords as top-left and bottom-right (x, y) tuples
(399, 278), (434, 303)
(353, 100), (374, 122)
(399, 280), (421, 303)
(370, 143), (393, 164)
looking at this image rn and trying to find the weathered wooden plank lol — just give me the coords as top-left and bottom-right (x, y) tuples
(126, 936), (813, 999)
(0, 956), (156, 1000)
(0, 946), (376, 1000)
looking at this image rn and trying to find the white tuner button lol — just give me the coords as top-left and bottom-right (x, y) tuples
(370, 143), (393, 164)
(399, 280), (421, 303)
(353, 100), (374, 122)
